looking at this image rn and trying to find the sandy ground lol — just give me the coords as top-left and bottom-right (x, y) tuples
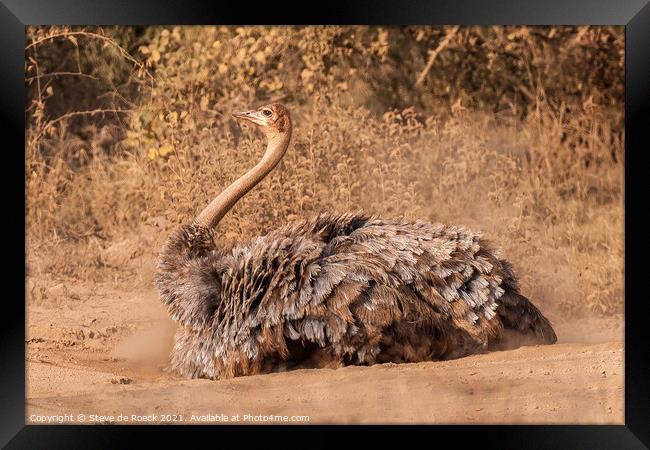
(26, 268), (624, 425)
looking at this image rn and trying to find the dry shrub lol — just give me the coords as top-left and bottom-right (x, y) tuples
(25, 26), (624, 318)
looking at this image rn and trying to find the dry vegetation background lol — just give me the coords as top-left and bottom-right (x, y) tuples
(26, 25), (624, 319)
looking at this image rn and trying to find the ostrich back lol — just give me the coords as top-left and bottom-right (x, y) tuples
(154, 211), (556, 379)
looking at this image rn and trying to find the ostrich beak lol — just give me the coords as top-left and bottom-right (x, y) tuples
(232, 110), (252, 120)
(232, 109), (268, 127)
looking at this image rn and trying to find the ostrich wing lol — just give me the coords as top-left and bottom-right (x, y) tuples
(156, 211), (518, 379)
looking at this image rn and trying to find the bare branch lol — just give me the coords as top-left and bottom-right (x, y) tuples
(415, 26), (460, 88)
(26, 30), (154, 81)
(26, 72), (99, 83)
(47, 108), (134, 126)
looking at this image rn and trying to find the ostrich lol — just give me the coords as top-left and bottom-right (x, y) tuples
(154, 103), (557, 380)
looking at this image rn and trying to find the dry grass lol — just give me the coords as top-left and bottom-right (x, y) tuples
(25, 26), (624, 319)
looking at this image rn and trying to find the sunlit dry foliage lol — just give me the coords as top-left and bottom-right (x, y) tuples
(25, 26), (623, 318)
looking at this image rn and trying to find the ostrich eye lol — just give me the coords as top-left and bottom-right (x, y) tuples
(262, 109), (273, 117)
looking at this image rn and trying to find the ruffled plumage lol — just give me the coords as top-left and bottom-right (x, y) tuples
(154, 211), (557, 379)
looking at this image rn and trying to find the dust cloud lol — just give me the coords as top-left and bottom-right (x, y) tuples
(112, 296), (177, 374)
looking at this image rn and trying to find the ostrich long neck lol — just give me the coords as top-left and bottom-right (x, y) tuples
(194, 126), (292, 229)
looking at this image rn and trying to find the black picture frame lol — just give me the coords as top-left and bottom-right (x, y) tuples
(4, 1), (649, 447)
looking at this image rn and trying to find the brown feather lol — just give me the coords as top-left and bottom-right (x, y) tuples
(154, 211), (557, 379)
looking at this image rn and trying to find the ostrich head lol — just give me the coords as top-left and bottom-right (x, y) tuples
(232, 103), (291, 138)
